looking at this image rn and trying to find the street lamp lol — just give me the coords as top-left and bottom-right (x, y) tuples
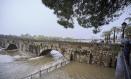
(121, 22), (127, 38)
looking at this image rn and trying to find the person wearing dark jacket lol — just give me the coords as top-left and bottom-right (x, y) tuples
(122, 26), (131, 66)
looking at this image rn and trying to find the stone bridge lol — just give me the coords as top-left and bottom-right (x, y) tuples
(0, 35), (119, 67)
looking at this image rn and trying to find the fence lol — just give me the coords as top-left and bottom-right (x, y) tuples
(116, 52), (131, 79)
(122, 52), (131, 79)
(21, 58), (70, 79)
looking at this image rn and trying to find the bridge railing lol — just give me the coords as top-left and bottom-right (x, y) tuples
(122, 52), (131, 79)
(21, 58), (70, 79)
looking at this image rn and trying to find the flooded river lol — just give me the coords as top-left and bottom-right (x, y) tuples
(0, 50), (62, 79)
(0, 50), (115, 79)
(40, 62), (115, 79)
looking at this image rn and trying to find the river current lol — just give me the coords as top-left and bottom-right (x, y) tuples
(0, 49), (115, 79)
(0, 49), (63, 79)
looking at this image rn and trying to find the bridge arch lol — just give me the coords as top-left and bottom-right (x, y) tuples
(39, 47), (64, 55)
(6, 43), (18, 50)
(39, 49), (64, 60)
(39, 49), (52, 56)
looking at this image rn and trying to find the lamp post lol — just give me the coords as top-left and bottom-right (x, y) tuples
(122, 22), (127, 39)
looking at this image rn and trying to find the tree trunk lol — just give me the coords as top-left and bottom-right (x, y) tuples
(113, 30), (116, 43)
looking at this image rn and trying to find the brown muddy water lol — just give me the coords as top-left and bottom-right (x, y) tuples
(40, 62), (115, 79)
(0, 50), (115, 79)
(0, 50), (53, 79)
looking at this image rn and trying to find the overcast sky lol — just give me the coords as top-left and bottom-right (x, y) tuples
(0, 0), (131, 39)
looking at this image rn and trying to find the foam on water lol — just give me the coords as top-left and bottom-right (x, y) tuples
(28, 56), (44, 60)
(50, 50), (63, 60)
(0, 55), (14, 63)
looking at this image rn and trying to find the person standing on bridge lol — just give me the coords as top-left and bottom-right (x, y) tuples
(122, 26), (131, 66)
(115, 24), (131, 79)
